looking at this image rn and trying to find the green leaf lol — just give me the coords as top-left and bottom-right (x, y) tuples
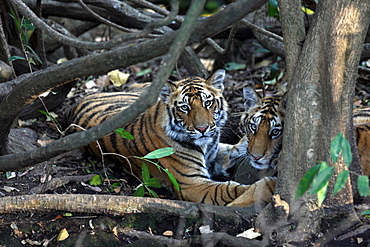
(114, 128), (134, 140)
(224, 62), (246, 71)
(309, 166), (334, 195)
(134, 184), (145, 197)
(143, 147), (175, 159)
(357, 175), (369, 197)
(317, 180), (329, 207)
(136, 68), (152, 77)
(267, 0), (279, 18)
(141, 162), (150, 182)
(89, 174), (102, 186)
(295, 163), (322, 199)
(9, 56), (27, 62)
(146, 187), (159, 198)
(330, 133), (343, 163)
(111, 182), (121, 189)
(25, 45), (42, 65)
(23, 19), (36, 31)
(360, 210), (370, 216)
(341, 136), (352, 167)
(163, 169), (180, 191)
(145, 177), (161, 188)
(332, 170), (349, 196)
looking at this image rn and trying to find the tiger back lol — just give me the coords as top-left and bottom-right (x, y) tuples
(354, 107), (370, 176)
(223, 87), (370, 185)
(67, 71), (276, 207)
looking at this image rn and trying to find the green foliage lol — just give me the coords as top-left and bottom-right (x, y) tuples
(134, 162), (161, 197)
(134, 147), (179, 197)
(361, 210), (370, 217)
(295, 164), (321, 199)
(143, 147), (175, 159)
(296, 133), (369, 208)
(358, 175), (369, 197)
(332, 170), (349, 196)
(114, 128), (134, 140)
(267, 0), (279, 18)
(38, 110), (63, 131)
(223, 62), (246, 71)
(90, 174), (103, 186)
(114, 128), (179, 198)
(9, 9), (42, 66)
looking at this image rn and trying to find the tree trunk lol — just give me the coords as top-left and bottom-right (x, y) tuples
(256, 0), (370, 245)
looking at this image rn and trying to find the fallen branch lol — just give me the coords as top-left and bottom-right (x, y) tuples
(0, 194), (259, 219)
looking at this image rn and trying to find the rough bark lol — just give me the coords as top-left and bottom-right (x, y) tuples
(256, 0), (370, 245)
(278, 0), (305, 83)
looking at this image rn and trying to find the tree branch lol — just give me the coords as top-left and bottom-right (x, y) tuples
(12, 0), (157, 50)
(0, 0), (269, 170)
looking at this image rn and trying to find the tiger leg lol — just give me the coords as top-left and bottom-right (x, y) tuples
(178, 176), (275, 207)
(226, 177), (276, 207)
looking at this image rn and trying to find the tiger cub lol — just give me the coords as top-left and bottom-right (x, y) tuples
(222, 87), (370, 184)
(221, 87), (284, 184)
(66, 70), (275, 207)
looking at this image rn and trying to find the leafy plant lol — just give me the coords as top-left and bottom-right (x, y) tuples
(89, 174), (103, 186)
(114, 128), (179, 197)
(267, 0), (279, 18)
(9, 8), (42, 68)
(133, 147), (179, 197)
(296, 133), (370, 208)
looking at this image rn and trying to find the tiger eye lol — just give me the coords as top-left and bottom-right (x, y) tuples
(204, 100), (213, 107)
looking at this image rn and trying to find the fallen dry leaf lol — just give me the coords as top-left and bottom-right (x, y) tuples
(108, 69), (129, 87)
(57, 228), (69, 241)
(162, 230), (173, 236)
(236, 228), (261, 239)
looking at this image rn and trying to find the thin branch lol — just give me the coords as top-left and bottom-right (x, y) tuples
(240, 18), (283, 43)
(10, 0), (153, 50)
(76, 0), (132, 32)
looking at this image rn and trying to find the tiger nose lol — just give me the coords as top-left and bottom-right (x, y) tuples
(195, 125), (208, 133)
(251, 155), (263, 160)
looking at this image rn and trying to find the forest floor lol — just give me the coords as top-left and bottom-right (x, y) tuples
(2, 51), (370, 246)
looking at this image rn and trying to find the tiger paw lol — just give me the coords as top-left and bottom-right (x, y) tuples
(227, 176), (276, 207)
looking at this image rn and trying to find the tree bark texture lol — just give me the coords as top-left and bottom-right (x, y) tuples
(257, 0), (370, 245)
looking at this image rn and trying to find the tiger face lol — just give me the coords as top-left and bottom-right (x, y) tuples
(241, 87), (285, 170)
(221, 87), (285, 180)
(160, 72), (227, 147)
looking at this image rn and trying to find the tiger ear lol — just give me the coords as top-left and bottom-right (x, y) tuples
(278, 91), (288, 117)
(160, 80), (177, 103)
(206, 69), (225, 91)
(243, 86), (262, 111)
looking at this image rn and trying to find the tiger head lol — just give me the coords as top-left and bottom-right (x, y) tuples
(160, 70), (228, 146)
(240, 87), (285, 170)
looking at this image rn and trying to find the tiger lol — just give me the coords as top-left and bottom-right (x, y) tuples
(220, 87), (284, 185)
(66, 70), (276, 207)
(353, 107), (370, 176)
(221, 86), (370, 185)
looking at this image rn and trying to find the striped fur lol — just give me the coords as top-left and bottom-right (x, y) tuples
(67, 71), (275, 207)
(223, 88), (370, 184)
(353, 107), (370, 176)
(221, 87), (283, 184)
